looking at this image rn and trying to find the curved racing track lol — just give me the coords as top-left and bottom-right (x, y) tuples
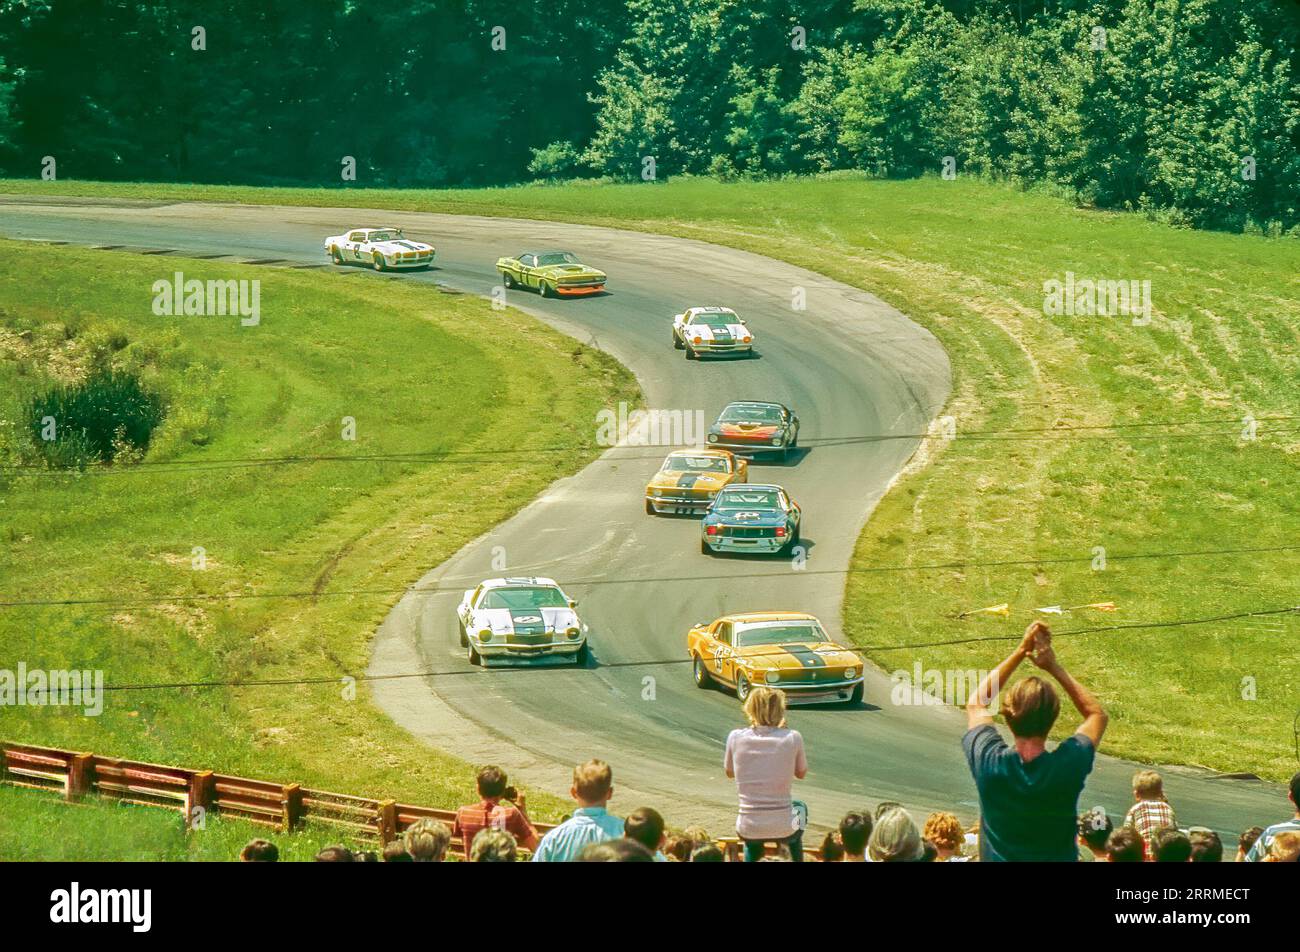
(0, 196), (1282, 835)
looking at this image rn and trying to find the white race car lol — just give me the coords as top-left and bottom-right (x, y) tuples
(456, 577), (587, 666)
(324, 227), (435, 271)
(672, 306), (754, 359)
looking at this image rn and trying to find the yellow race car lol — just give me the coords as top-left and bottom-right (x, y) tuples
(687, 612), (864, 705)
(644, 448), (747, 515)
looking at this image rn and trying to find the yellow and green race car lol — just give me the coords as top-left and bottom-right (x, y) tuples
(496, 250), (607, 297)
(645, 448), (748, 515)
(687, 612), (865, 705)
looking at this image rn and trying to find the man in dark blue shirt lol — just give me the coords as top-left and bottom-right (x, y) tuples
(962, 621), (1109, 862)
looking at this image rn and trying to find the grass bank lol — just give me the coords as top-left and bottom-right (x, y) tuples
(0, 240), (637, 818)
(2, 176), (1297, 781)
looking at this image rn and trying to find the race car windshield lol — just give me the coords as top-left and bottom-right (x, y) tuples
(715, 489), (781, 509)
(735, 623), (825, 647)
(536, 252), (580, 266)
(664, 456), (729, 473)
(368, 230), (400, 241)
(694, 317), (737, 329)
(481, 587), (569, 610)
(720, 405), (781, 424)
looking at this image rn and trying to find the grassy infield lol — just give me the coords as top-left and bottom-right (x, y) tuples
(1, 176), (1297, 859)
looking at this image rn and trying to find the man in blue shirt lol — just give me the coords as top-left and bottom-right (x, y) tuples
(532, 759), (625, 862)
(962, 621), (1109, 862)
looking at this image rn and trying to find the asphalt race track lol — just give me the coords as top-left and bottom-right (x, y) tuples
(1, 196), (1283, 835)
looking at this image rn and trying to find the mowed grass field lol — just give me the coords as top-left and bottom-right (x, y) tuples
(4, 176), (1294, 781)
(0, 240), (637, 848)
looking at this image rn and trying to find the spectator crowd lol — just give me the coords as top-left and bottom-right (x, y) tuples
(237, 623), (1300, 863)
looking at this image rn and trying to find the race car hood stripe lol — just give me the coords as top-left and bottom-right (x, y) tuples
(778, 644), (827, 668)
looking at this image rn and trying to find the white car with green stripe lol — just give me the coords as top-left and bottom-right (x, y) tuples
(672, 306), (754, 359)
(457, 577), (587, 666)
(324, 227), (435, 271)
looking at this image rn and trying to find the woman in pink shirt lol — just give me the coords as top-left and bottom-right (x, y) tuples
(724, 686), (808, 861)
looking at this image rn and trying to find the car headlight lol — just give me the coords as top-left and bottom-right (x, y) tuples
(844, 667), (857, 680)
(654, 489), (663, 497)
(765, 671), (780, 684)
(708, 434), (718, 443)
(566, 627), (581, 640)
(477, 629), (493, 643)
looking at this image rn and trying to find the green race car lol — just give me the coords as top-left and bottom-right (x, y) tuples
(496, 250), (607, 297)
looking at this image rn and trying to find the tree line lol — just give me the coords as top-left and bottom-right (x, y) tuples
(1, 0), (1296, 232)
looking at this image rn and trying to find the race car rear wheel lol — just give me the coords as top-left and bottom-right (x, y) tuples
(373, 252), (386, 272)
(736, 671), (753, 703)
(692, 655), (712, 688)
(700, 537), (712, 555)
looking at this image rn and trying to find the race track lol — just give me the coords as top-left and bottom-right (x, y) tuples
(0, 196), (1282, 836)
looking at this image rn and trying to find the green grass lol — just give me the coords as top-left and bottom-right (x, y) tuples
(0, 785), (378, 861)
(2, 174), (1297, 784)
(0, 240), (637, 821)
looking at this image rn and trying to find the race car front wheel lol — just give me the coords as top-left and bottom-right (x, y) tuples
(849, 681), (865, 705)
(373, 253), (386, 272)
(457, 619), (468, 647)
(693, 655), (712, 688)
(330, 246), (343, 265)
(736, 671), (753, 703)
(574, 642), (590, 667)
(672, 331), (685, 350)
(500, 271), (515, 289)
(467, 641), (482, 666)
(540, 280), (555, 298)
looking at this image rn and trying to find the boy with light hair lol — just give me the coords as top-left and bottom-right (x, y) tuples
(403, 817), (452, 862)
(1124, 769), (1176, 859)
(531, 759), (624, 862)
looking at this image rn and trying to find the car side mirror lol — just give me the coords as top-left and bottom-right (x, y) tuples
(568, 599), (579, 609)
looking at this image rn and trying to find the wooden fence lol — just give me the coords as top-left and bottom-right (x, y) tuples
(1, 740), (817, 861)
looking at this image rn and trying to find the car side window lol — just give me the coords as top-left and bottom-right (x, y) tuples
(348, 232), (364, 242)
(519, 254), (535, 267)
(715, 622), (732, 645)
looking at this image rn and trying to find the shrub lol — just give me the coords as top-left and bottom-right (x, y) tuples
(26, 368), (164, 467)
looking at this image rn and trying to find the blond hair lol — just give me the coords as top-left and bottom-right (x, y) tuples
(999, 676), (1060, 738)
(743, 686), (788, 728)
(1266, 830), (1300, 863)
(572, 759), (613, 802)
(1132, 769), (1164, 800)
(403, 818), (451, 862)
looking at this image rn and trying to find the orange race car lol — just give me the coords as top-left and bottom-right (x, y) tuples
(644, 448), (748, 515)
(687, 611), (864, 705)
